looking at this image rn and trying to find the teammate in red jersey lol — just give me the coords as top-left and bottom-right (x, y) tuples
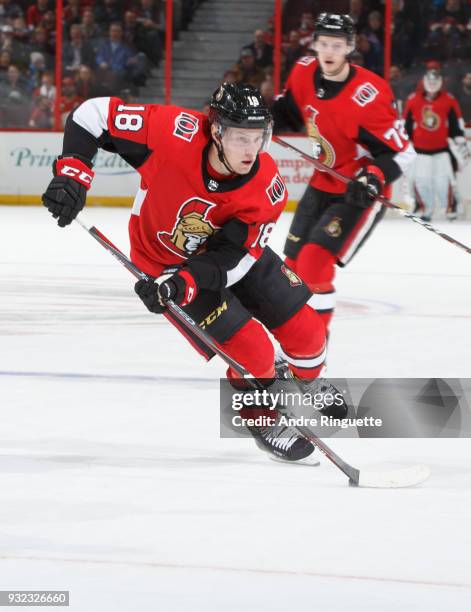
(404, 67), (470, 221)
(272, 13), (416, 333)
(42, 83), (342, 462)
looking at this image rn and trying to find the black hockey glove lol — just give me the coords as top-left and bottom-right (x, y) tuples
(42, 156), (94, 227)
(345, 166), (384, 209)
(134, 269), (198, 314)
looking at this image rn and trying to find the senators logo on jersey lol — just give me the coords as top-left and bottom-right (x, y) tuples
(352, 82), (379, 107)
(157, 198), (218, 259)
(305, 106), (335, 167)
(173, 112), (199, 142)
(421, 106), (441, 131)
(281, 265), (302, 287)
(266, 174), (286, 205)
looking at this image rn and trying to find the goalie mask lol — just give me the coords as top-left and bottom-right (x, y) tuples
(423, 69), (443, 95)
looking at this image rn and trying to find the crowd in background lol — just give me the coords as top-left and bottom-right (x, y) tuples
(0, 0), (201, 127)
(1, 0), (470, 128)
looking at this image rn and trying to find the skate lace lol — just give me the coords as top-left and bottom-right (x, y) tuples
(259, 425), (299, 451)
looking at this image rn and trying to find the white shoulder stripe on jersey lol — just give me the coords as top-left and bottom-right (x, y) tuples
(394, 142), (416, 174)
(131, 187), (147, 216)
(72, 97), (111, 138)
(226, 253), (257, 287)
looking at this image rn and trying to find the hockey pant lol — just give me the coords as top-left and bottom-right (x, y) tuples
(163, 247), (327, 382)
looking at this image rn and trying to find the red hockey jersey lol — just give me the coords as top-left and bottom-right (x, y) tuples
(274, 57), (415, 193)
(403, 89), (465, 153)
(66, 97), (287, 279)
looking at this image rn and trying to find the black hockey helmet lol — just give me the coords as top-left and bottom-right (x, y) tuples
(209, 82), (272, 131)
(313, 13), (355, 45)
(208, 83), (273, 172)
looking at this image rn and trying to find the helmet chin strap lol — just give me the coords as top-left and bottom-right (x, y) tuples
(214, 133), (238, 174)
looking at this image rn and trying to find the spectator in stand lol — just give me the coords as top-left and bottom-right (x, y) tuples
(96, 22), (147, 90)
(28, 25), (54, 69)
(355, 32), (383, 74)
(63, 0), (82, 33)
(245, 29), (273, 69)
(455, 71), (471, 122)
(350, 49), (365, 66)
(94, 0), (123, 32)
(263, 16), (275, 46)
(118, 87), (136, 104)
(297, 12), (315, 48)
(260, 77), (274, 108)
(283, 30), (305, 79)
(1, 23), (29, 69)
(75, 64), (107, 98)
(221, 68), (237, 84)
(28, 50), (46, 90)
(26, 0), (50, 28)
(34, 68), (55, 102)
(124, 8), (162, 67)
(363, 10), (384, 47)
(11, 15), (29, 48)
(137, 0), (162, 27)
(0, 48), (12, 79)
(232, 47), (265, 88)
(63, 23), (95, 74)
(391, 0), (420, 69)
(0, 0), (23, 25)
(0, 63), (30, 125)
(349, 0), (368, 33)
(427, 0), (470, 60)
(80, 8), (102, 50)
(389, 64), (411, 113)
(28, 94), (52, 128)
(59, 75), (82, 127)
(134, 0), (164, 66)
(41, 10), (56, 37)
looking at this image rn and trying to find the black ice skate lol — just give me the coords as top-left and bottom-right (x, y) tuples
(275, 358), (348, 419)
(247, 417), (315, 462)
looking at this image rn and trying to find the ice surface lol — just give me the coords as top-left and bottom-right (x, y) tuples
(1, 207), (470, 610)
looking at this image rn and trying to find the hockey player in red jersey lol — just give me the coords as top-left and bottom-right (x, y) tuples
(272, 13), (415, 333)
(42, 83), (341, 463)
(404, 66), (470, 221)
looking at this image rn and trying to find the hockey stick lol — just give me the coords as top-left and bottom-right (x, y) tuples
(273, 136), (471, 256)
(75, 215), (430, 488)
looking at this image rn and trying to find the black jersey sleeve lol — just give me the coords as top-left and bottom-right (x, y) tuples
(448, 106), (465, 139)
(404, 109), (414, 140)
(272, 90), (305, 134)
(184, 219), (254, 291)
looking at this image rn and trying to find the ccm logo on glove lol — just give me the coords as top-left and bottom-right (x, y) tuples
(55, 157), (95, 189)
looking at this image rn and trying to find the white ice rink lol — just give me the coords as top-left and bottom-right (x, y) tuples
(1, 206), (471, 610)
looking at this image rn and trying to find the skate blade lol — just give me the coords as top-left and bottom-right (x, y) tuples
(268, 454), (320, 467)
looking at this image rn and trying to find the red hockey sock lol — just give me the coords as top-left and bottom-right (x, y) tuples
(294, 243), (337, 331)
(272, 305), (326, 379)
(221, 319), (275, 380)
